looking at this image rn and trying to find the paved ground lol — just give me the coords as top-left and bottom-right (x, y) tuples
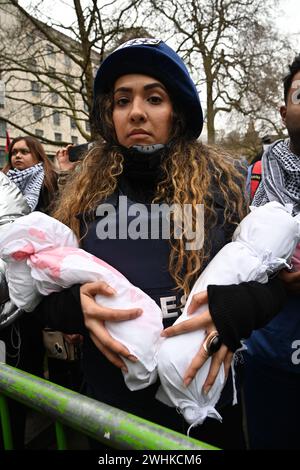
(25, 410), (90, 450)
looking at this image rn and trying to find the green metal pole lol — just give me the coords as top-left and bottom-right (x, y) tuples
(0, 394), (13, 450)
(55, 421), (68, 450)
(0, 363), (217, 450)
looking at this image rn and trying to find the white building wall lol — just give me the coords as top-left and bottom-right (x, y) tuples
(0, 2), (98, 165)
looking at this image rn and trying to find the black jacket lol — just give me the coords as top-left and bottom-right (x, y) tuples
(34, 183), (286, 427)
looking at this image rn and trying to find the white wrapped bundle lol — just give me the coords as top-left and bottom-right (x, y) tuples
(0, 211), (163, 391)
(0, 211), (77, 312)
(157, 202), (300, 428)
(0, 172), (30, 231)
(0, 173), (31, 326)
(0, 258), (8, 304)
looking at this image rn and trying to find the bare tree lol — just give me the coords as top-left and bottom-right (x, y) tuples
(0, 0), (143, 145)
(1, 0), (293, 147)
(146, 0), (293, 143)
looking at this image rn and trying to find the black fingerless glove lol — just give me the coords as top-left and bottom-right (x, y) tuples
(207, 278), (287, 352)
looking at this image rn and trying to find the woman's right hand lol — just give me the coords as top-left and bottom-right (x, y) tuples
(55, 144), (76, 171)
(80, 281), (142, 371)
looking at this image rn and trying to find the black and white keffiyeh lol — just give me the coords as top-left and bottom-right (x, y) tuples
(6, 163), (44, 211)
(252, 139), (300, 215)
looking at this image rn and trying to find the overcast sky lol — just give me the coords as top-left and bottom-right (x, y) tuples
(19, 0), (300, 49)
(277, 0), (300, 48)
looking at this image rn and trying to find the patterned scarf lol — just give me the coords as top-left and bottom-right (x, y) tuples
(6, 163), (44, 211)
(252, 139), (300, 215)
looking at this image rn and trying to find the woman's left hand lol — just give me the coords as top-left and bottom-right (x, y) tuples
(161, 291), (233, 394)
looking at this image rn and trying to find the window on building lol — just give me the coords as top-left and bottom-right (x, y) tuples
(31, 81), (41, 97)
(0, 149), (6, 169)
(64, 53), (71, 67)
(55, 133), (62, 142)
(52, 92), (58, 103)
(53, 111), (60, 126)
(0, 80), (5, 108)
(71, 135), (78, 145)
(48, 66), (55, 77)
(0, 119), (6, 137)
(33, 105), (42, 120)
(27, 57), (37, 71)
(70, 117), (76, 129)
(35, 129), (44, 138)
(85, 121), (91, 132)
(46, 44), (55, 58)
(26, 34), (35, 46)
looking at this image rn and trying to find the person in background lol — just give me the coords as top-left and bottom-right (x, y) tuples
(246, 135), (273, 199)
(2, 136), (57, 212)
(1, 136), (57, 448)
(243, 54), (300, 449)
(0, 136), (81, 448)
(34, 38), (286, 449)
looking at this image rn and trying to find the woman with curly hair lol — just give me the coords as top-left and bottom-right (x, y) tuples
(36, 39), (286, 449)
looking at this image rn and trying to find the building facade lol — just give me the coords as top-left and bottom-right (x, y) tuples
(0, 1), (99, 167)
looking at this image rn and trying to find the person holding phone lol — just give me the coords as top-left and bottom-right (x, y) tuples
(1, 136), (82, 448)
(1, 135), (58, 448)
(34, 38), (286, 449)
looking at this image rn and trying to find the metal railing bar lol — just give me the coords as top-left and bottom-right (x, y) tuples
(0, 363), (217, 450)
(0, 394), (13, 450)
(55, 421), (68, 450)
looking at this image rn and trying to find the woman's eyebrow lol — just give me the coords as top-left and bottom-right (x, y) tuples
(114, 82), (167, 94)
(144, 82), (167, 92)
(114, 86), (131, 94)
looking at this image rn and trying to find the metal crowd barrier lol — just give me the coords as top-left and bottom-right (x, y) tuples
(0, 363), (217, 450)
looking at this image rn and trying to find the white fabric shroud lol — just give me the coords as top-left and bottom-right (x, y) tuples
(156, 202), (300, 429)
(0, 173), (31, 308)
(0, 211), (163, 391)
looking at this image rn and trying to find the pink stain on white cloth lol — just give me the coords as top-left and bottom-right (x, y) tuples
(31, 247), (95, 279)
(30, 247), (127, 281)
(12, 243), (35, 261)
(28, 228), (47, 240)
(0, 211), (163, 392)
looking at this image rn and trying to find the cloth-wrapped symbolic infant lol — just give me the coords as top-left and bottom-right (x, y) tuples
(0, 211), (163, 391)
(156, 202), (300, 430)
(0, 172), (30, 328)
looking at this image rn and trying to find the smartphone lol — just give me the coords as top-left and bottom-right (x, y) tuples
(68, 143), (89, 162)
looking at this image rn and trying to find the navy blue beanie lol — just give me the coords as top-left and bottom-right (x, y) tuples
(94, 38), (203, 140)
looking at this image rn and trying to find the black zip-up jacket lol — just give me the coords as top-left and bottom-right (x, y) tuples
(34, 181), (286, 429)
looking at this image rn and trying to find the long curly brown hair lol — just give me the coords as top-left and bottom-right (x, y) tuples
(52, 93), (247, 296)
